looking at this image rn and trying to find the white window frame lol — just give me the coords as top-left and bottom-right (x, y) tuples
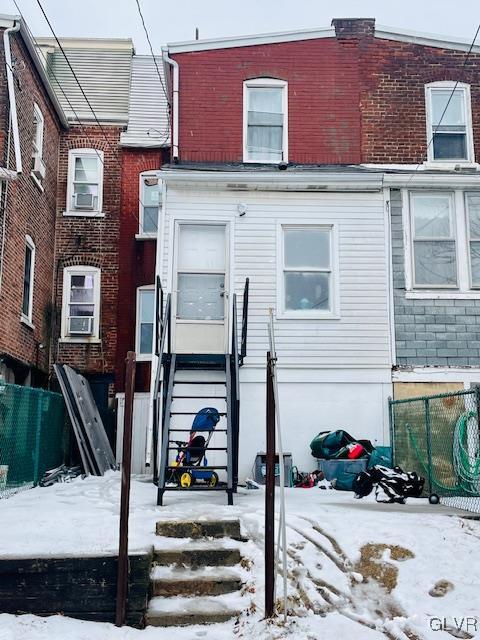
(403, 189), (480, 298)
(276, 222), (339, 319)
(425, 82), (475, 166)
(61, 266), (101, 342)
(135, 285), (155, 360)
(137, 172), (161, 239)
(243, 78), (288, 164)
(31, 103), (45, 191)
(65, 149), (104, 217)
(20, 235), (35, 327)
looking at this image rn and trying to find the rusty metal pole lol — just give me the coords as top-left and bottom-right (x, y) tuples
(265, 351), (276, 618)
(116, 351), (136, 627)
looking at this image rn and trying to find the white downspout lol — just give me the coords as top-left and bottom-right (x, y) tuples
(162, 50), (179, 161)
(3, 21), (22, 174)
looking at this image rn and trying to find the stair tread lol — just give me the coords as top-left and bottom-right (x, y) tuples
(172, 395), (227, 399)
(168, 428), (228, 432)
(166, 465), (228, 470)
(151, 565), (242, 581)
(147, 593), (242, 616)
(154, 539), (241, 551)
(170, 411), (227, 415)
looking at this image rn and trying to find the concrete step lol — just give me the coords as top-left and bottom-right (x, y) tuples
(156, 519), (242, 540)
(150, 565), (242, 597)
(145, 594), (241, 627)
(153, 544), (242, 567)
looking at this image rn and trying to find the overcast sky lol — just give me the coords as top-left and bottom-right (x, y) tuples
(3, 0), (479, 53)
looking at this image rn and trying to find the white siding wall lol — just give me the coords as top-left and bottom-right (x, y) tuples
(161, 186), (391, 370)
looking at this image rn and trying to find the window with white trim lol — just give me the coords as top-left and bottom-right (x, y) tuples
(425, 83), (474, 163)
(466, 193), (480, 287)
(66, 149), (104, 215)
(62, 267), (100, 339)
(410, 192), (457, 287)
(136, 286), (154, 357)
(139, 173), (160, 236)
(406, 190), (480, 294)
(244, 78), (287, 163)
(21, 236), (35, 323)
(280, 226), (333, 315)
(31, 103), (45, 186)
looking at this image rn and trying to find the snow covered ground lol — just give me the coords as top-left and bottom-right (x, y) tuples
(0, 472), (479, 640)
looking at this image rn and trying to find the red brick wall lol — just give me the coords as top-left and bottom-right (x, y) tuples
(53, 125), (122, 376)
(173, 37), (362, 164)
(0, 29), (62, 381)
(171, 24), (480, 166)
(115, 147), (166, 393)
(359, 38), (480, 163)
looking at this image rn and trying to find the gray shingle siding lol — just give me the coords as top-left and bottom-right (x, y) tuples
(391, 188), (480, 367)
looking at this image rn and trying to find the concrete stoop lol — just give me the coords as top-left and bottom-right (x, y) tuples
(145, 519), (244, 627)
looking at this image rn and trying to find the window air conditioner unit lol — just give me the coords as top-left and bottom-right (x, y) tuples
(32, 154), (46, 180)
(74, 192), (95, 210)
(68, 316), (94, 335)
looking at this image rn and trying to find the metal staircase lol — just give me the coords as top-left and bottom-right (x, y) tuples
(152, 279), (248, 506)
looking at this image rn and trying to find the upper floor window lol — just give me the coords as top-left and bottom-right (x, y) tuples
(279, 225), (337, 317)
(243, 78), (288, 164)
(139, 172), (161, 237)
(31, 103), (45, 187)
(61, 266), (100, 340)
(66, 149), (104, 215)
(425, 83), (474, 163)
(21, 235), (35, 325)
(136, 285), (155, 358)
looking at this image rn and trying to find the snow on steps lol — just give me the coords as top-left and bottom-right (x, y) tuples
(150, 565), (243, 597)
(146, 593), (243, 627)
(146, 519), (245, 627)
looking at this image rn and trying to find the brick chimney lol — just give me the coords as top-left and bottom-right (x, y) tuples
(331, 18), (375, 39)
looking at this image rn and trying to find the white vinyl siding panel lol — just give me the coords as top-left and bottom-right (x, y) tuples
(161, 188), (390, 368)
(46, 47), (132, 122)
(120, 56), (169, 147)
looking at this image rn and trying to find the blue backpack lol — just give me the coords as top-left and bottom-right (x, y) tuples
(191, 407), (220, 432)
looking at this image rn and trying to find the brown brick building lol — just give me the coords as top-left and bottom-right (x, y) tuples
(0, 16), (67, 385)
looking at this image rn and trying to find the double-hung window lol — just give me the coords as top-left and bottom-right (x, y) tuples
(425, 83), (474, 163)
(66, 149), (104, 215)
(139, 173), (160, 236)
(62, 267), (100, 340)
(410, 193), (457, 287)
(466, 194), (480, 287)
(244, 78), (287, 163)
(21, 236), (35, 324)
(280, 226), (335, 316)
(136, 286), (155, 357)
(31, 103), (45, 187)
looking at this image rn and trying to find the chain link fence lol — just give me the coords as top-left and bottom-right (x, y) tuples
(390, 389), (480, 513)
(0, 382), (68, 498)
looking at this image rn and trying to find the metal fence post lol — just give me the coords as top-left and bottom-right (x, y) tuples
(424, 398), (434, 497)
(388, 396), (395, 467)
(116, 351), (136, 627)
(33, 390), (43, 486)
(265, 351), (275, 619)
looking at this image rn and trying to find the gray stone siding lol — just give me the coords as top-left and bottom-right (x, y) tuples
(391, 188), (480, 367)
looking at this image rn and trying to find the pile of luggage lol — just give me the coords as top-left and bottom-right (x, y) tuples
(310, 430), (424, 504)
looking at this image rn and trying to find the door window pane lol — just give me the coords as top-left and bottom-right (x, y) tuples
(178, 225), (226, 271)
(284, 229), (330, 269)
(177, 274), (225, 320)
(284, 272), (330, 311)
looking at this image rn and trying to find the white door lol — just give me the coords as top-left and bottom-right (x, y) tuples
(173, 223), (229, 354)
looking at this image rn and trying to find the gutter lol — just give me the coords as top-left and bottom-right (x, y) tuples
(162, 48), (178, 161)
(3, 20), (22, 174)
